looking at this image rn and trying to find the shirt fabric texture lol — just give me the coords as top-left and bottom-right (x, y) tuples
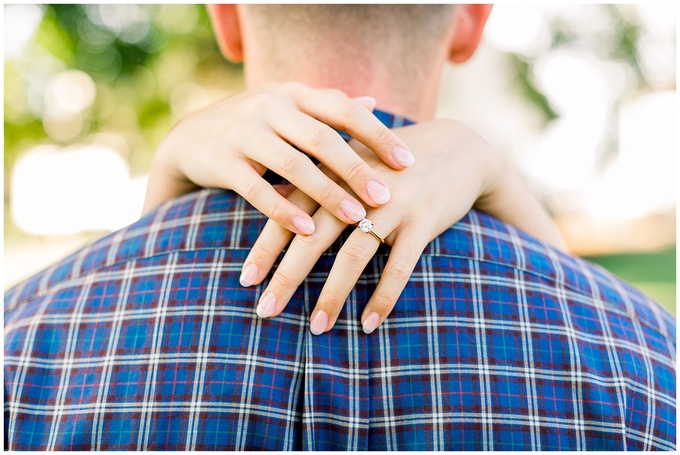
(4, 110), (676, 450)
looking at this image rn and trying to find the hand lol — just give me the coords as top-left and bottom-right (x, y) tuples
(143, 81), (415, 235)
(242, 119), (566, 334)
(241, 120), (507, 334)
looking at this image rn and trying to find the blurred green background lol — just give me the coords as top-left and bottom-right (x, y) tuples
(4, 5), (676, 314)
(586, 247), (676, 314)
(5, 5), (240, 176)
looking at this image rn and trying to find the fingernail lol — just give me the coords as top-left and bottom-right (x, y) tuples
(292, 216), (315, 235)
(310, 310), (328, 335)
(239, 263), (259, 287)
(392, 146), (415, 167)
(256, 292), (276, 318)
(354, 96), (377, 111)
(340, 199), (367, 222)
(362, 312), (380, 334)
(367, 180), (390, 204)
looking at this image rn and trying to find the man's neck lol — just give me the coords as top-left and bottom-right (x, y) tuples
(243, 60), (444, 122)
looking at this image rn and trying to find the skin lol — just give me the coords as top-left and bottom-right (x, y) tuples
(208, 4), (493, 122)
(144, 82), (415, 232)
(242, 121), (565, 335)
(144, 4), (566, 336)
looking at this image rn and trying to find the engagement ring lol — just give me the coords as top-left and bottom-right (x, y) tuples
(357, 218), (384, 243)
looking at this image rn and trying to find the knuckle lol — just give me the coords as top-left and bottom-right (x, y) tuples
(241, 180), (265, 202)
(344, 159), (371, 183)
(341, 243), (370, 266)
(249, 241), (274, 263)
(316, 181), (338, 206)
(306, 125), (335, 150)
(370, 292), (396, 315)
(386, 258), (413, 281)
(338, 98), (363, 122)
(222, 122), (244, 145)
(277, 152), (304, 176)
(319, 289), (346, 308)
(268, 199), (289, 224)
(374, 126), (396, 147)
(272, 268), (297, 290)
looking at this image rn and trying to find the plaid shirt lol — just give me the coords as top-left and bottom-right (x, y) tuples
(4, 110), (676, 450)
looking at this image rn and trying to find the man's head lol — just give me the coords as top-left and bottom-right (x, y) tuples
(207, 4), (492, 120)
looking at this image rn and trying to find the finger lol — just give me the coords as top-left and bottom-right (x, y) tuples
(309, 220), (392, 335)
(240, 188), (318, 287)
(360, 233), (428, 334)
(232, 165), (316, 235)
(255, 208), (348, 319)
(353, 96), (377, 111)
(287, 84), (416, 169)
(251, 134), (369, 223)
(271, 112), (392, 207)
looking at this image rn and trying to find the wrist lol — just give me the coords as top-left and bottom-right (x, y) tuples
(474, 143), (508, 208)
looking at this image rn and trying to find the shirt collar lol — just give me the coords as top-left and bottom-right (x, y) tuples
(336, 108), (415, 141)
(372, 108), (416, 128)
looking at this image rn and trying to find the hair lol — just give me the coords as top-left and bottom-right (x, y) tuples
(244, 5), (456, 84)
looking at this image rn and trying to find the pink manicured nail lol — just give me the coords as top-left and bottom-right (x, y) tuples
(340, 199), (367, 222)
(392, 146), (415, 167)
(239, 263), (258, 287)
(354, 96), (377, 111)
(310, 310), (328, 335)
(292, 216), (315, 235)
(367, 180), (390, 204)
(256, 292), (276, 318)
(362, 312), (380, 334)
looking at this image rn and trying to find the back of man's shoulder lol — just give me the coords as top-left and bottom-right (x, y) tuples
(429, 209), (675, 342)
(5, 189), (256, 315)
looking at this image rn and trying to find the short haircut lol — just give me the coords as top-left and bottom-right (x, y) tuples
(245, 5), (455, 83)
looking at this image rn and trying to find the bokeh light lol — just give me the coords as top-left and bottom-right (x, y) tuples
(11, 144), (144, 236)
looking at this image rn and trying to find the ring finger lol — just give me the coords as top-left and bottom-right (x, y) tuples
(309, 215), (395, 335)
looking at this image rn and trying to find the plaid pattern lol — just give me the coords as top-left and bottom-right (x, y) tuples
(4, 112), (676, 450)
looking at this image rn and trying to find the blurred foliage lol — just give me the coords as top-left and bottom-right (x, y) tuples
(515, 5), (645, 122)
(4, 4), (660, 185)
(510, 56), (558, 122)
(586, 247), (676, 315)
(4, 4), (241, 183)
(4, 3), (674, 216)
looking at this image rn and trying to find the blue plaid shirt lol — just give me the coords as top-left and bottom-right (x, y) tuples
(4, 110), (676, 450)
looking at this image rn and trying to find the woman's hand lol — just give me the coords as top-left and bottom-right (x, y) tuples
(241, 120), (566, 334)
(143, 81), (415, 234)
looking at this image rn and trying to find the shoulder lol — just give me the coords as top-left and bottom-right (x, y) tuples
(423, 209), (675, 341)
(4, 189), (262, 314)
(6, 188), (673, 340)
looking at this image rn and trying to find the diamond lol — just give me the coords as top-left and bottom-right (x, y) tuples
(358, 218), (373, 233)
